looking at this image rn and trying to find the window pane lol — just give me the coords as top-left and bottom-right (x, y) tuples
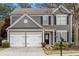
(56, 15), (67, 25)
(56, 16), (61, 25)
(61, 32), (67, 42)
(45, 34), (49, 39)
(43, 16), (49, 25)
(61, 16), (67, 25)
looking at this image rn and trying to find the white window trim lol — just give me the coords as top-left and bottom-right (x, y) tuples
(56, 14), (67, 25)
(56, 30), (67, 33)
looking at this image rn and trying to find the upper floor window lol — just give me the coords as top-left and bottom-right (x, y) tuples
(43, 15), (49, 25)
(56, 15), (67, 25)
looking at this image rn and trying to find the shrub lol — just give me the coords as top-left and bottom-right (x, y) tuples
(52, 42), (69, 50)
(41, 42), (46, 47)
(2, 40), (10, 48)
(68, 43), (75, 48)
(0, 37), (3, 46)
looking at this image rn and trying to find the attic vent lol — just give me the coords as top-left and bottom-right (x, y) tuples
(24, 19), (28, 23)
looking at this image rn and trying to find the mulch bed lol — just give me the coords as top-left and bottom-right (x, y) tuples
(43, 46), (79, 55)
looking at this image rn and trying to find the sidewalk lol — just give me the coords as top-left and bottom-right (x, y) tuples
(49, 53), (79, 56)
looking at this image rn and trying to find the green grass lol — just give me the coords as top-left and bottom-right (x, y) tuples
(0, 48), (6, 51)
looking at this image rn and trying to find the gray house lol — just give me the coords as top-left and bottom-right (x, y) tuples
(7, 5), (72, 47)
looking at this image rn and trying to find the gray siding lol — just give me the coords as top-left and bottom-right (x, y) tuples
(12, 15), (22, 24)
(54, 25), (69, 31)
(30, 16), (41, 25)
(12, 16), (40, 29)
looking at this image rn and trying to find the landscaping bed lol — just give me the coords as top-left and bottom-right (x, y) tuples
(42, 42), (79, 55)
(43, 46), (79, 55)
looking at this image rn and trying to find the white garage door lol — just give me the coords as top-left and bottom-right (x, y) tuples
(10, 32), (25, 47)
(27, 32), (42, 47)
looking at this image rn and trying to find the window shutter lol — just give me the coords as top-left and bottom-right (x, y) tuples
(67, 15), (69, 25)
(49, 16), (51, 25)
(41, 16), (43, 25)
(54, 15), (56, 25)
(55, 31), (56, 42)
(67, 32), (69, 42)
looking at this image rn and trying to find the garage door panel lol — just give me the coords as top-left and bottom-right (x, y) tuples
(10, 32), (25, 47)
(27, 32), (42, 47)
(10, 32), (42, 47)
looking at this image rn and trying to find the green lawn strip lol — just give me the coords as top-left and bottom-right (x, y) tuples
(0, 48), (7, 52)
(43, 48), (79, 55)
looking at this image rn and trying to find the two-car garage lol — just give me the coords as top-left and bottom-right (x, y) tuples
(10, 32), (42, 47)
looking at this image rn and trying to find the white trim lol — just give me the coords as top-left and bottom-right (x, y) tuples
(53, 29), (55, 45)
(56, 30), (67, 32)
(70, 15), (72, 43)
(7, 14), (42, 30)
(8, 29), (43, 31)
(56, 14), (67, 16)
(52, 5), (71, 14)
(10, 16), (12, 25)
(11, 14), (53, 16)
(42, 29), (45, 43)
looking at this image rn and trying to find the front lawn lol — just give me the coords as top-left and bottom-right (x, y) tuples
(43, 47), (79, 55)
(0, 48), (6, 51)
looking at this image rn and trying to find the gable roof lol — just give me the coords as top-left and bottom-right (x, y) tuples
(10, 5), (72, 15)
(10, 8), (53, 15)
(7, 14), (42, 30)
(52, 5), (71, 14)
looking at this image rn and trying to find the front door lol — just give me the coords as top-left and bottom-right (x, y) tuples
(45, 33), (49, 44)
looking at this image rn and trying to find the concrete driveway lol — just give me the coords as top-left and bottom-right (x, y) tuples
(0, 47), (46, 56)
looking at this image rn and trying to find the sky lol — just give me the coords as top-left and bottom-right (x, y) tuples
(5, 3), (48, 8)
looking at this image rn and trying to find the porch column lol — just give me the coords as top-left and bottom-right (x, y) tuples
(53, 29), (55, 45)
(49, 32), (51, 46)
(42, 29), (45, 43)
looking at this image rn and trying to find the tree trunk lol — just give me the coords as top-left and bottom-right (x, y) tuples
(74, 21), (79, 46)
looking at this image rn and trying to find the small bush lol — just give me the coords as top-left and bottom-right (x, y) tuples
(52, 42), (69, 50)
(68, 43), (75, 48)
(0, 37), (3, 46)
(2, 40), (10, 48)
(41, 42), (46, 47)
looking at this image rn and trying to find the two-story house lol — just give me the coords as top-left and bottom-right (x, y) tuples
(6, 5), (72, 47)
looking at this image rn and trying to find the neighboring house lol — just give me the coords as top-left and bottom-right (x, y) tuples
(6, 5), (72, 47)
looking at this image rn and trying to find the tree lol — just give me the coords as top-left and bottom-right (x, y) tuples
(0, 4), (12, 20)
(64, 3), (79, 46)
(1, 16), (10, 38)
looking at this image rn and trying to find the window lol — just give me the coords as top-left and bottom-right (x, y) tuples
(43, 16), (49, 25)
(56, 15), (67, 25)
(45, 33), (49, 40)
(56, 30), (67, 42)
